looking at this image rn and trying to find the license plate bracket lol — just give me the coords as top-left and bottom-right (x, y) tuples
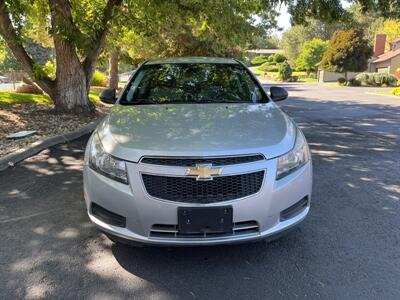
(178, 206), (233, 235)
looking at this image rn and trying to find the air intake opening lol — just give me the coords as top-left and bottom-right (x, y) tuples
(91, 203), (126, 227)
(149, 221), (259, 238)
(280, 196), (309, 221)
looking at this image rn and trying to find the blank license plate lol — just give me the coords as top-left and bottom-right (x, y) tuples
(178, 206), (233, 234)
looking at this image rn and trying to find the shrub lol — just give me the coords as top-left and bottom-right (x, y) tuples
(287, 76), (298, 82)
(273, 53), (287, 63)
(337, 77), (346, 85)
(392, 87), (400, 96)
(278, 61), (292, 80)
(16, 84), (43, 94)
(43, 60), (56, 80)
(251, 55), (269, 66)
(355, 73), (370, 85)
(347, 78), (361, 86)
(355, 72), (397, 87)
(92, 70), (107, 87)
(260, 63), (279, 72)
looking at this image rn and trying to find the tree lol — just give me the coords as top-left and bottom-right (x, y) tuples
(0, 0), (281, 113)
(273, 53), (287, 63)
(247, 34), (280, 49)
(281, 19), (345, 65)
(0, 39), (22, 74)
(355, 0), (400, 19)
(296, 38), (328, 74)
(0, 0), (123, 113)
(285, 0), (400, 23)
(377, 19), (400, 51)
(320, 30), (372, 81)
(278, 61), (292, 80)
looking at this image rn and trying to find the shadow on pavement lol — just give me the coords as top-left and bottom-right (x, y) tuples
(0, 93), (399, 299)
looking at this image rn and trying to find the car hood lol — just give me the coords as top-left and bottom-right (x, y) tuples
(97, 103), (296, 162)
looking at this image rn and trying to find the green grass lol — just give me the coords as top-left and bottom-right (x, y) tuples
(249, 66), (263, 76)
(292, 71), (308, 76)
(298, 77), (317, 83)
(0, 92), (51, 105)
(0, 87), (106, 106)
(368, 89), (399, 96)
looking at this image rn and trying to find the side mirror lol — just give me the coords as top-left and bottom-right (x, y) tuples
(270, 86), (288, 102)
(99, 88), (116, 104)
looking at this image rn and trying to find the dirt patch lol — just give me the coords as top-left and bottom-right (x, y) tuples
(0, 103), (110, 157)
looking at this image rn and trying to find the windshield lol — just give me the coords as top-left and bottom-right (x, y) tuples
(120, 63), (266, 105)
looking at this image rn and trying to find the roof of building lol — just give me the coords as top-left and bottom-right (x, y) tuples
(245, 49), (284, 54)
(372, 48), (400, 63)
(145, 57), (239, 65)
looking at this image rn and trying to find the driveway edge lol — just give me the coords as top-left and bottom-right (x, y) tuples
(0, 120), (100, 171)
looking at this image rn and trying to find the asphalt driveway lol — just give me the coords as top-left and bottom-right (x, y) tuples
(1, 83), (399, 299)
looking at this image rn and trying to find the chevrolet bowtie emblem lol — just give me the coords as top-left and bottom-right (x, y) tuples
(186, 164), (222, 181)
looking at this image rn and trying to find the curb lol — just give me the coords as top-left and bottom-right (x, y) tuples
(0, 120), (100, 172)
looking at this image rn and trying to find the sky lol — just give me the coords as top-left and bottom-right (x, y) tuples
(275, 4), (291, 34)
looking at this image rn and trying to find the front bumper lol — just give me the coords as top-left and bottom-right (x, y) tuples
(83, 153), (312, 246)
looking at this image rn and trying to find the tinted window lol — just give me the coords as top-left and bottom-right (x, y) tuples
(121, 63), (265, 105)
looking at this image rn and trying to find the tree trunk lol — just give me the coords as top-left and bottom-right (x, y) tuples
(54, 64), (94, 114)
(108, 49), (119, 89)
(344, 71), (348, 82)
(1, 0), (122, 114)
(53, 49), (94, 114)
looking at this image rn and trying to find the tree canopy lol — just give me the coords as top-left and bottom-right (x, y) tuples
(376, 19), (400, 50)
(0, 0), (285, 113)
(296, 38), (328, 74)
(320, 30), (372, 79)
(0, 0), (398, 113)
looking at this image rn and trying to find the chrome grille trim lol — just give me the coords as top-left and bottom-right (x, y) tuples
(149, 221), (259, 238)
(140, 154), (265, 167)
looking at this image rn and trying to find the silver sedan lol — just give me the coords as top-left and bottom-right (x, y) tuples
(83, 57), (312, 246)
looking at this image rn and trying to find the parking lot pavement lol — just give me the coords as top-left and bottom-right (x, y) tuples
(1, 84), (399, 299)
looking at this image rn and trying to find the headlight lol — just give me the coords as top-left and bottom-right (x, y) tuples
(89, 133), (128, 184)
(276, 129), (310, 180)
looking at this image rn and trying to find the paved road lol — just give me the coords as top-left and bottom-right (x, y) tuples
(1, 83), (399, 299)
(0, 82), (21, 92)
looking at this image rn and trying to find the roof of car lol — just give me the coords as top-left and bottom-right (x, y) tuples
(145, 57), (240, 65)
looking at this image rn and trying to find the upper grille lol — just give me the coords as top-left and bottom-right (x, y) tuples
(140, 155), (264, 167)
(142, 171), (264, 203)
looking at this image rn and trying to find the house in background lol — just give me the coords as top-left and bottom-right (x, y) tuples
(245, 49), (284, 59)
(368, 34), (400, 74)
(317, 34), (400, 82)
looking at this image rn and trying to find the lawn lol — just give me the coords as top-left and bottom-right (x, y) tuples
(368, 89), (399, 97)
(0, 92), (51, 105)
(298, 77), (318, 83)
(0, 87), (105, 106)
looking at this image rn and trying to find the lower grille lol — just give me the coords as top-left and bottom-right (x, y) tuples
(142, 171), (265, 203)
(150, 221), (259, 238)
(280, 196), (309, 221)
(91, 203), (126, 227)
